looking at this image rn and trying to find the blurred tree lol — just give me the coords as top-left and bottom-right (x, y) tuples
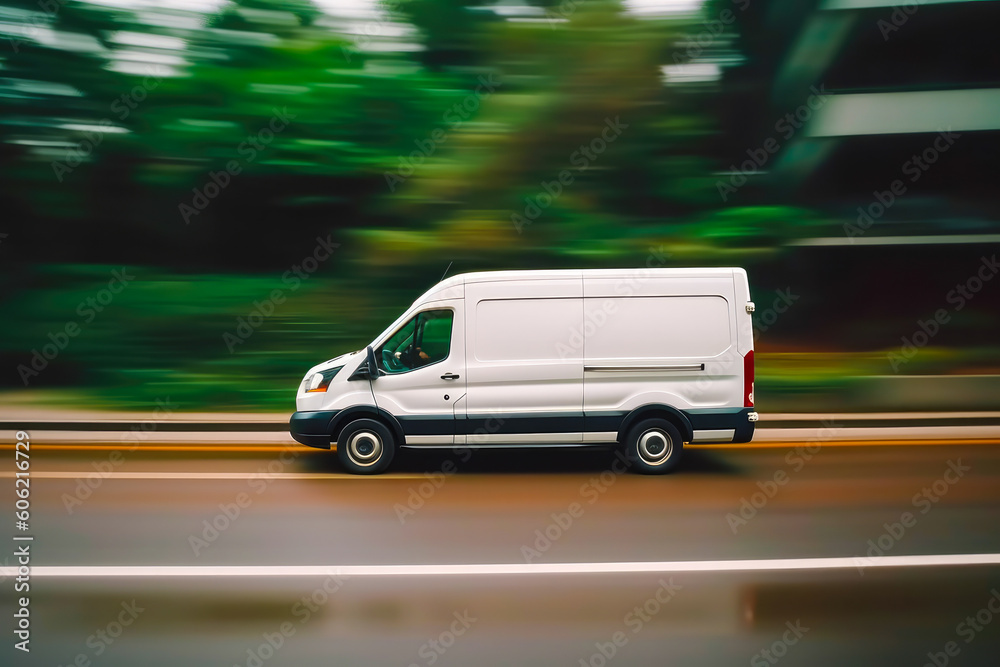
(2, 0), (889, 407)
(0, 0), (736, 271)
(393, 0), (494, 70)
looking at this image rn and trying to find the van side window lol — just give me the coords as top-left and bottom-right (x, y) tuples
(377, 309), (454, 374)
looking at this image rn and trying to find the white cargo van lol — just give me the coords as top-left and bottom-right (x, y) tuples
(290, 268), (757, 474)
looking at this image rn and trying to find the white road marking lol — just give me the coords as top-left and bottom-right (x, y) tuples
(0, 471), (425, 480)
(4, 553), (1000, 578)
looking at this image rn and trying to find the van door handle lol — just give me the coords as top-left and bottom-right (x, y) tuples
(440, 373), (460, 380)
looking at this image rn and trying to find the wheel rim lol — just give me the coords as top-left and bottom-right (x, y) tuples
(637, 429), (673, 465)
(346, 430), (383, 467)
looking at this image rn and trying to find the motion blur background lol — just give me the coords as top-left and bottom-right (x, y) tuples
(1, 0), (998, 413)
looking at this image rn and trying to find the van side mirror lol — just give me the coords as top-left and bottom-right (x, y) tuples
(349, 346), (381, 381)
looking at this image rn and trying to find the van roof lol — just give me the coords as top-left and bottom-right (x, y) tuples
(435, 267), (742, 290)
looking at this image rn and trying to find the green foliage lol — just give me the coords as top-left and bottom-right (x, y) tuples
(0, 264), (406, 408)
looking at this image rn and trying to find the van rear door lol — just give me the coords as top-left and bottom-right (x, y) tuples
(732, 268), (754, 408)
(582, 271), (741, 419)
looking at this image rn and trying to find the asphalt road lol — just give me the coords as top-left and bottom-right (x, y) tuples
(2, 438), (1000, 666)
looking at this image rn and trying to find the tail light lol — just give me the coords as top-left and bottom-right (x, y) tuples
(743, 349), (754, 407)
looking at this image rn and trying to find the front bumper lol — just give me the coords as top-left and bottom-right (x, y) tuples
(289, 410), (340, 449)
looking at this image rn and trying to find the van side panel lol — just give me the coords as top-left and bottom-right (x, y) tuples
(476, 299), (580, 362)
(463, 276), (584, 443)
(580, 272), (754, 444)
(584, 295), (730, 360)
(582, 275), (740, 415)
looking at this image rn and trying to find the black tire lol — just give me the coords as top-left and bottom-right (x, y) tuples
(623, 418), (683, 474)
(336, 418), (396, 475)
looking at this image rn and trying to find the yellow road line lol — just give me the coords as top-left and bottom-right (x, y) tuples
(0, 444), (302, 452)
(0, 471), (426, 480)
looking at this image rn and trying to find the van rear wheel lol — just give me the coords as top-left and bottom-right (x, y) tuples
(336, 419), (395, 475)
(624, 419), (683, 474)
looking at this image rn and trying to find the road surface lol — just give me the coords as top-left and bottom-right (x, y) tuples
(2, 435), (1000, 666)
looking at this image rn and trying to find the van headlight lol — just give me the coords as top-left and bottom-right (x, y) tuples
(304, 366), (343, 393)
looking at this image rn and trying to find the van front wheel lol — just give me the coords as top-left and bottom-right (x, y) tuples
(624, 419), (683, 474)
(337, 419), (396, 475)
